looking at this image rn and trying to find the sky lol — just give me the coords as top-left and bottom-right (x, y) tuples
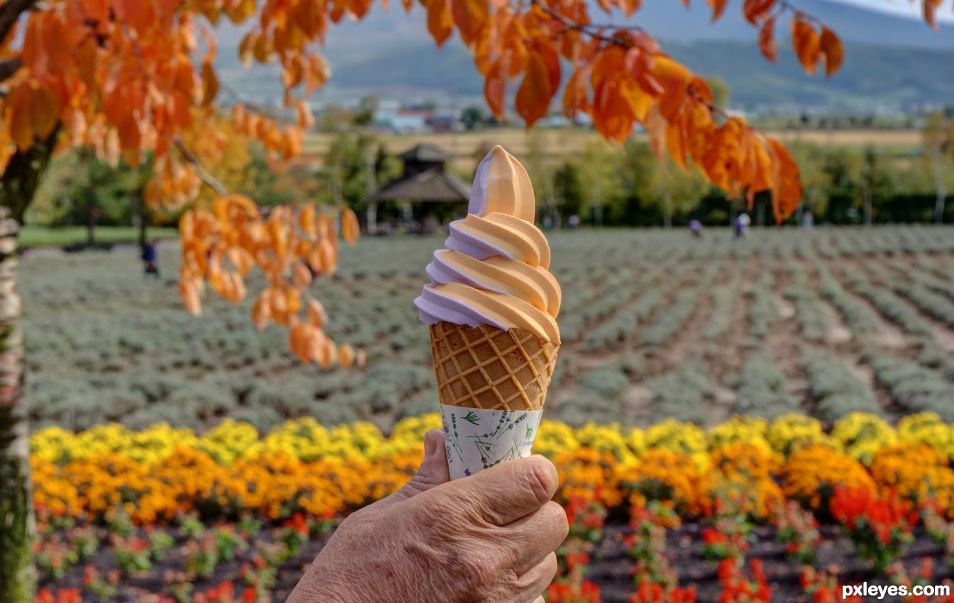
(832, 0), (954, 22)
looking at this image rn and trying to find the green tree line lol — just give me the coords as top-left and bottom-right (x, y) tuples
(29, 130), (954, 236)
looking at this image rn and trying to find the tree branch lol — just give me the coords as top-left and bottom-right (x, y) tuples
(173, 136), (228, 196)
(0, 57), (21, 84)
(0, 0), (37, 44)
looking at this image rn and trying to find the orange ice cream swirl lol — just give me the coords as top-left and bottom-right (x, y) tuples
(414, 146), (561, 344)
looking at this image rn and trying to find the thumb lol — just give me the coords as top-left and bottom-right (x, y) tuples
(384, 429), (451, 507)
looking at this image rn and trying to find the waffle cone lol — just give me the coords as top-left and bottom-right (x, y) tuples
(429, 322), (559, 411)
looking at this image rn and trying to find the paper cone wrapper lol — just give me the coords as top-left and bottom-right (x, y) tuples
(429, 322), (559, 479)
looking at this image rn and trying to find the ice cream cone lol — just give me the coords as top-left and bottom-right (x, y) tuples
(414, 146), (561, 478)
(429, 322), (558, 411)
(429, 322), (559, 478)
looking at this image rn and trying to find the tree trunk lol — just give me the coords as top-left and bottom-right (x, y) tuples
(86, 196), (96, 247)
(366, 201), (377, 236)
(864, 190), (873, 226)
(662, 193), (671, 228)
(0, 130), (57, 603)
(0, 210), (29, 602)
(137, 194), (148, 248)
(931, 148), (947, 225)
(133, 191), (146, 248)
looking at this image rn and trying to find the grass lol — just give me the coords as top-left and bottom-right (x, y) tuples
(17, 225), (954, 432)
(18, 226), (179, 249)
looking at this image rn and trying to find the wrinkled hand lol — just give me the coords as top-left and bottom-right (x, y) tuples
(288, 430), (567, 603)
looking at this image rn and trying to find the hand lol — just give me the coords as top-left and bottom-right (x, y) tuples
(287, 430), (567, 603)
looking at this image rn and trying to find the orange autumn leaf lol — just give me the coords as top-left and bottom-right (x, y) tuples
(792, 17), (821, 75)
(451, 0), (488, 47)
(299, 204), (317, 235)
(293, 263), (312, 289)
(483, 58), (506, 119)
(341, 207), (360, 245)
(296, 100), (315, 130)
(307, 299), (329, 328)
(178, 195), (357, 365)
(923, 0), (941, 29)
(7, 82), (36, 151)
(338, 344), (356, 368)
(289, 322), (315, 363)
(425, 0), (453, 47)
(251, 292), (271, 331)
(742, 0), (774, 24)
(767, 137), (802, 223)
(318, 338), (338, 368)
(201, 61), (219, 106)
(562, 67), (590, 119)
(515, 50), (552, 127)
(759, 18), (777, 63)
(708, 0), (729, 21)
(179, 280), (202, 316)
(819, 27), (844, 77)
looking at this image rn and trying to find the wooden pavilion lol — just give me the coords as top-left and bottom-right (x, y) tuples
(368, 144), (469, 233)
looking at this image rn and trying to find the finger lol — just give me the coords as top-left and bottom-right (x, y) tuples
(513, 552), (558, 603)
(376, 430), (450, 511)
(429, 455), (559, 526)
(499, 501), (568, 575)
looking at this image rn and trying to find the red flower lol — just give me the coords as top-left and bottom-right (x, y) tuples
(703, 528), (728, 545)
(283, 513), (309, 536)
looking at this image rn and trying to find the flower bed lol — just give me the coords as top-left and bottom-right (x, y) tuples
(32, 412), (954, 602)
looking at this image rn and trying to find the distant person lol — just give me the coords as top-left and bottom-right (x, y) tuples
(567, 214), (580, 230)
(689, 219), (703, 238)
(802, 210), (814, 229)
(734, 212), (751, 239)
(141, 239), (159, 277)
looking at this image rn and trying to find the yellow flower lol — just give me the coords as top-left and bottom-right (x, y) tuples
(830, 412), (897, 465)
(767, 414), (832, 455)
(534, 420), (580, 460)
(573, 422), (636, 465)
(898, 412), (954, 459)
(645, 419), (709, 471)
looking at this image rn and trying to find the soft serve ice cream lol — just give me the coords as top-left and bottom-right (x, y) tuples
(414, 145), (561, 343)
(416, 145), (562, 479)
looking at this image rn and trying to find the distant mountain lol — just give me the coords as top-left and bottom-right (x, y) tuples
(312, 0), (954, 50)
(215, 1), (954, 111)
(665, 40), (954, 110)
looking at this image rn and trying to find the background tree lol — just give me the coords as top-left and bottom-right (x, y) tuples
(460, 105), (488, 131)
(353, 95), (380, 128)
(644, 160), (711, 228)
(321, 132), (399, 215)
(28, 149), (147, 234)
(578, 141), (623, 226)
(858, 146), (892, 226)
(820, 148), (860, 223)
(552, 162), (586, 224)
(704, 77), (731, 109)
(921, 110), (954, 224)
